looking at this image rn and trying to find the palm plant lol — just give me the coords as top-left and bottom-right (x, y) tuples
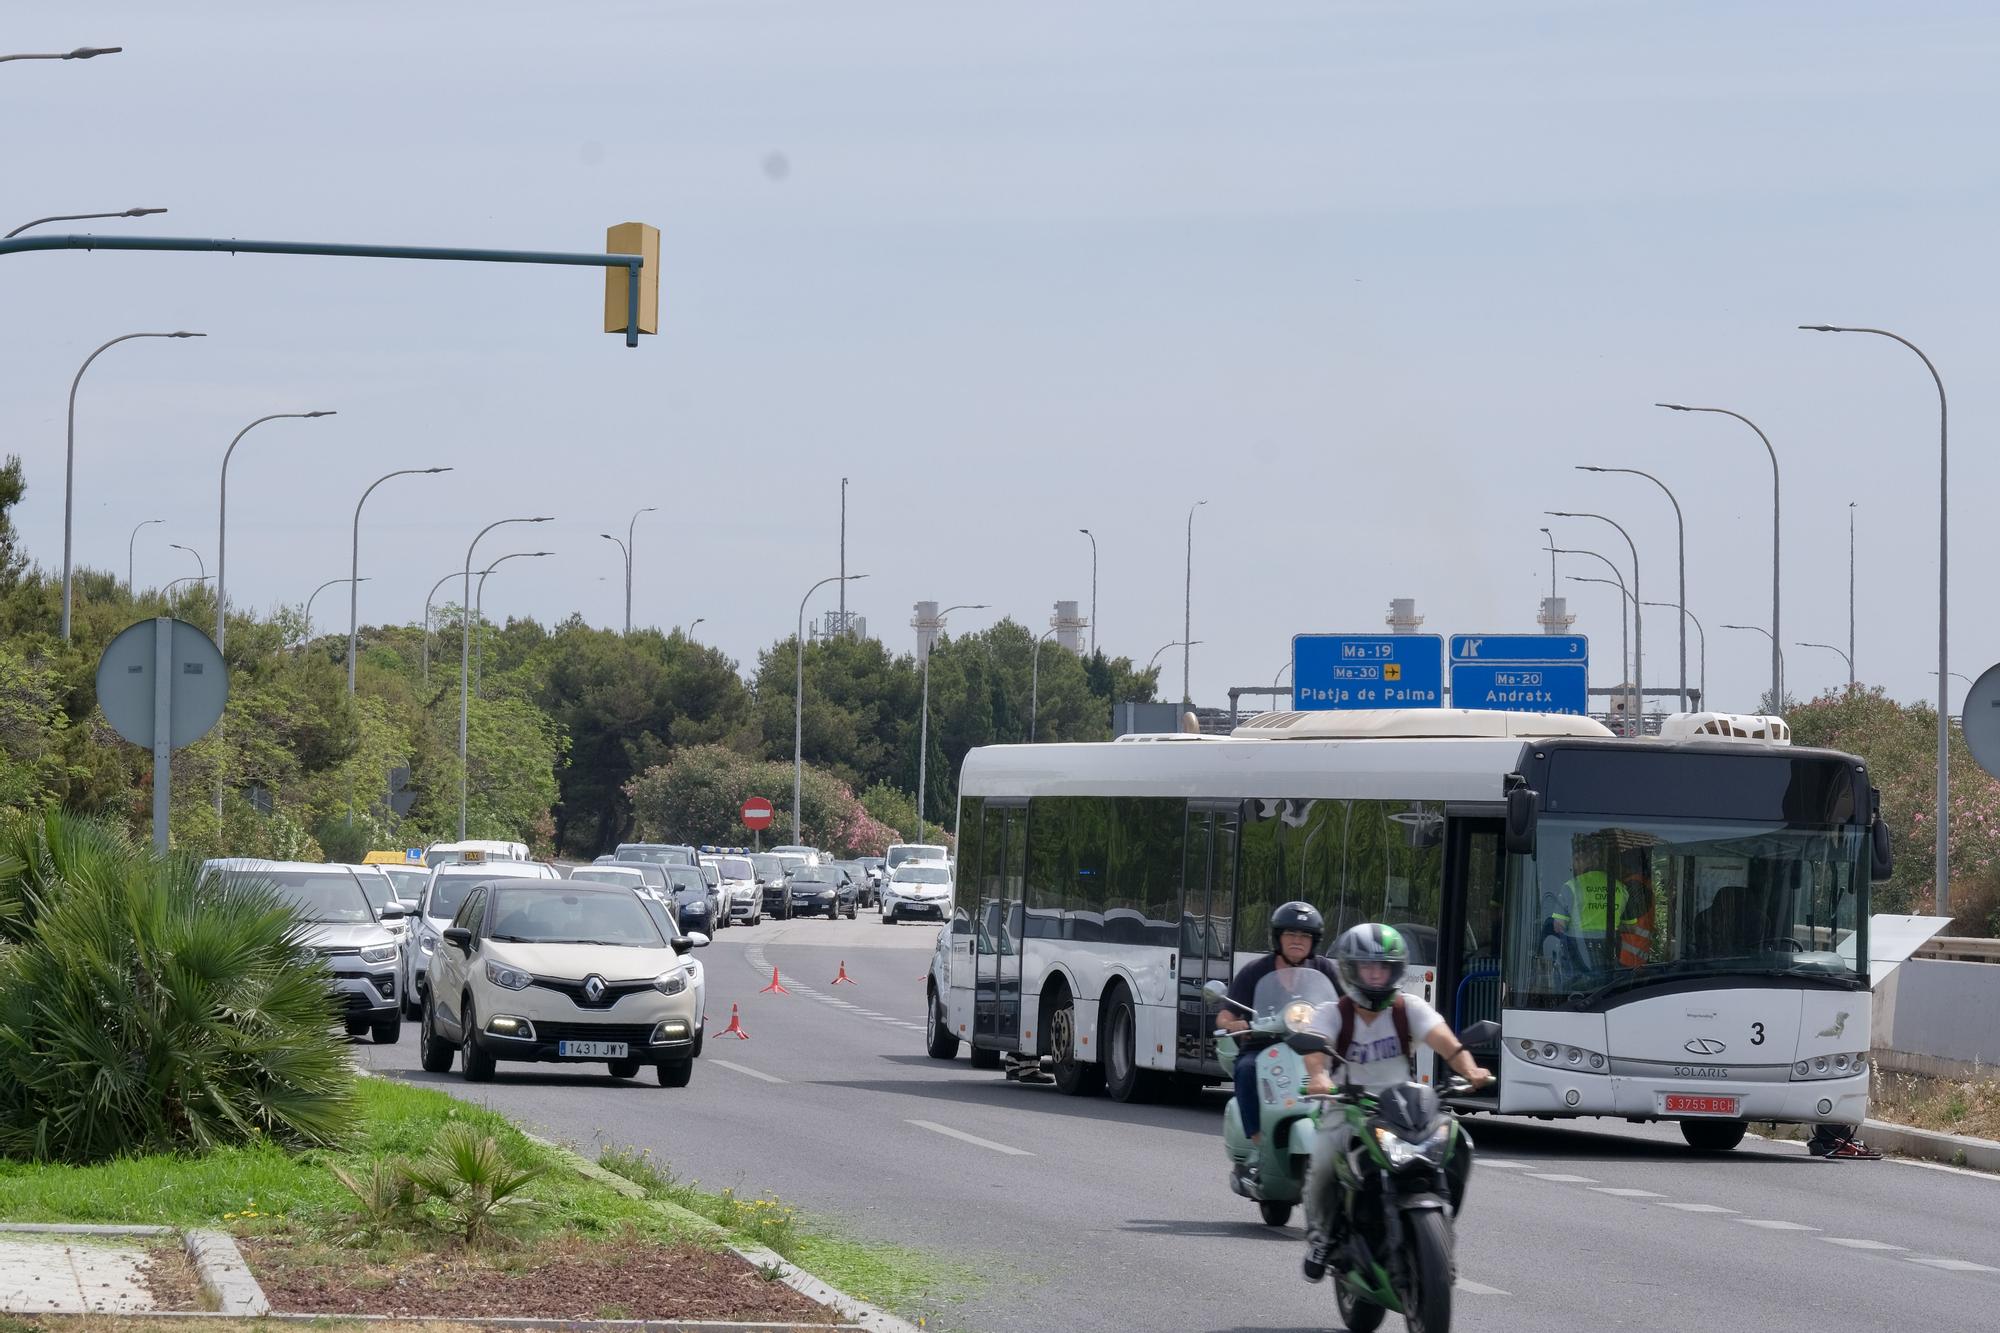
(400, 1124), (546, 1245)
(0, 810), (353, 1162)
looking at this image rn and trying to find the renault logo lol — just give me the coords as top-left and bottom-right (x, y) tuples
(583, 975), (607, 1003)
(1684, 1037), (1727, 1056)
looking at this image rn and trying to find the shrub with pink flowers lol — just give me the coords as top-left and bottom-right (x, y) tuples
(625, 744), (903, 856)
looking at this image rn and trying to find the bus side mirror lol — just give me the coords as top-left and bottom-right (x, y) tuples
(1869, 786), (1893, 881)
(1505, 787), (1538, 856)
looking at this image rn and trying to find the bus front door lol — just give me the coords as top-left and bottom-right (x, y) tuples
(974, 801), (1025, 1052)
(1176, 803), (1239, 1074)
(1439, 814), (1506, 1086)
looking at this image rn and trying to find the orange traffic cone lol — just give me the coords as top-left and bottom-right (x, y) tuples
(720, 1004), (749, 1039)
(760, 967), (790, 994)
(831, 960), (856, 985)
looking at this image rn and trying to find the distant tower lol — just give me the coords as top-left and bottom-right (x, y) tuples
(1051, 600), (1086, 653)
(1538, 596), (1577, 634)
(1386, 598), (1424, 634)
(912, 601), (941, 664)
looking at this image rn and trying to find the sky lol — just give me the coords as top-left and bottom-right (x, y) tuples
(5, 1), (1998, 717)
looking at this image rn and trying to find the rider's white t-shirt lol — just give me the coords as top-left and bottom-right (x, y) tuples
(1311, 995), (1444, 1094)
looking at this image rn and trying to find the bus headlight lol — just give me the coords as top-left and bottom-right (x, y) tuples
(1791, 1052), (1868, 1081)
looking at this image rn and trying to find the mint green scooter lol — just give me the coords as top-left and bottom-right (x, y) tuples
(1208, 969), (1340, 1227)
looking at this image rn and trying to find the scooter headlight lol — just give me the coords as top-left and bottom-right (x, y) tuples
(1283, 1001), (1316, 1033)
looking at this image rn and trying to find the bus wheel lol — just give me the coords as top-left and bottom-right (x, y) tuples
(925, 988), (960, 1060)
(1101, 989), (1156, 1104)
(1679, 1118), (1747, 1152)
(1049, 997), (1103, 1097)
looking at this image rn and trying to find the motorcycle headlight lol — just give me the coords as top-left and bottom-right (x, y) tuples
(1283, 1001), (1316, 1033)
(484, 961), (533, 991)
(653, 969), (689, 995)
(1374, 1124), (1450, 1169)
(359, 942), (399, 966)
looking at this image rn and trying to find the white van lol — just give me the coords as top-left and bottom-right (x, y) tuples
(885, 843), (950, 875)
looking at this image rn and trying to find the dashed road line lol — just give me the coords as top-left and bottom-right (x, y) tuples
(1736, 1219), (1819, 1231)
(709, 1058), (786, 1084)
(1480, 1159), (1533, 1170)
(1822, 1238), (1907, 1251)
(1658, 1203), (1737, 1214)
(907, 1119), (1035, 1156)
(1905, 1257), (2000, 1273)
(1455, 1278), (1510, 1296)
(1525, 1173), (1598, 1183)
(1590, 1188), (1665, 1198)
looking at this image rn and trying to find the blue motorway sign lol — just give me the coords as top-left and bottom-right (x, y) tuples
(1292, 634), (1443, 710)
(1449, 634), (1589, 715)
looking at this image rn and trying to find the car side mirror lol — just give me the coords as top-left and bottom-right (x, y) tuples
(670, 935), (693, 955)
(442, 926), (472, 952)
(380, 902), (407, 920)
(1505, 785), (1538, 856)
(686, 931), (710, 949)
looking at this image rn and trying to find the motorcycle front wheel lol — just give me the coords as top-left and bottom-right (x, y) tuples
(1335, 1279), (1384, 1333)
(1399, 1209), (1455, 1333)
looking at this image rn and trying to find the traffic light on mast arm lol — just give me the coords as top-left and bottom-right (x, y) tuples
(604, 222), (660, 336)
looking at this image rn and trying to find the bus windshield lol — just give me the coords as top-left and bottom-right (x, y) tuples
(1506, 816), (1866, 1009)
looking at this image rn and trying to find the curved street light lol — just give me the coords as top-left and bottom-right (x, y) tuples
(0, 47), (122, 63)
(1548, 510), (1640, 713)
(916, 602), (988, 842)
(1183, 500), (1207, 706)
(1722, 624), (1787, 707)
(62, 330), (205, 641)
(1799, 324), (1951, 913)
(126, 517), (163, 593)
(622, 506), (656, 634)
(1078, 528), (1098, 656)
(168, 542), (205, 581)
(303, 576), (367, 644)
(1552, 548), (1632, 720)
(1579, 465), (1688, 710)
(1030, 626), (1062, 743)
(460, 516), (553, 838)
(474, 552), (553, 694)
(1641, 599), (1705, 713)
(795, 574), (868, 845)
(350, 464), (451, 692)
(216, 411), (336, 653)
(6, 207), (163, 239)
(1148, 639), (1199, 673)
(1796, 641), (1855, 693)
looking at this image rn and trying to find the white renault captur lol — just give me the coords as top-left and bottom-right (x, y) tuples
(418, 879), (707, 1087)
(880, 859), (954, 926)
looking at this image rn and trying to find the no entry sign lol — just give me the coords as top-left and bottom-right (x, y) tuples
(741, 797), (774, 831)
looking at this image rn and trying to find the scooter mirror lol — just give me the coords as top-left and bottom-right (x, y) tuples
(1459, 1020), (1500, 1046)
(1203, 979), (1230, 999)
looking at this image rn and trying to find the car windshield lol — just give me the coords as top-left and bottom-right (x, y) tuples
(427, 874), (511, 921)
(381, 868), (427, 899)
(665, 868), (708, 891)
(777, 855), (810, 874)
(888, 846), (948, 870)
(354, 872), (394, 914)
(231, 869), (374, 924)
(791, 869), (831, 884)
(719, 857), (754, 879)
(572, 867), (644, 887)
(750, 855), (784, 879)
(486, 887), (666, 947)
(1506, 816), (1867, 1009)
(894, 865), (951, 885)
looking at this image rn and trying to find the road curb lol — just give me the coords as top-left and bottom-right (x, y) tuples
(1863, 1118), (2000, 1172)
(523, 1134), (923, 1333)
(27, 1315), (866, 1331)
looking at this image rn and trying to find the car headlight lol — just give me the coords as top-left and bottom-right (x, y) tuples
(418, 930), (438, 956)
(1374, 1124), (1450, 1169)
(653, 970), (689, 995)
(1282, 1001), (1315, 1033)
(485, 961), (533, 991)
(359, 942), (399, 966)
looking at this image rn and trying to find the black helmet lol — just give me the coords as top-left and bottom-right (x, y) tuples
(1269, 901), (1324, 955)
(1332, 922), (1408, 1012)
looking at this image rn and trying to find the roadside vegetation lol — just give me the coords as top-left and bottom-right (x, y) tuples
(1870, 1067), (2000, 1142)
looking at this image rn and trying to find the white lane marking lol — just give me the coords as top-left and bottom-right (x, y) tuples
(1525, 1173), (1598, 1183)
(1906, 1257), (2000, 1273)
(1590, 1188), (1665, 1198)
(1821, 1238), (1907, 1251)
(709, 1059), (786, 1084)
(1889, 1157), (2000, 1183)
(1480, 1159), (1533, 1169)
(1455, 1278), (1510, 1296)
(1659, 1203), (1737, 1214)
(907, 1119), (1035, 1157)
(1736, 1219), (1820, 1231)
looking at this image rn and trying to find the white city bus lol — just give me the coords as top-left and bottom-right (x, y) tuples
(925, 708), (1893, 1149)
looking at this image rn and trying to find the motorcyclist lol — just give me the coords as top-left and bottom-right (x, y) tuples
(1218, 902), (1341, 1189)
(1299, 922), (1493, 1283)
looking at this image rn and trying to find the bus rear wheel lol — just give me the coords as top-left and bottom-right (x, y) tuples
(1679, 1118), (1747, 1152)
(1101, 989), (1157, 1104)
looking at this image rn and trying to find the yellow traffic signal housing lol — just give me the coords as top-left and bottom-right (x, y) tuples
(604, 222), (660, 336)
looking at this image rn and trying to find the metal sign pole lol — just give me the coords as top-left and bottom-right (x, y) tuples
(152, 615), (172, 855)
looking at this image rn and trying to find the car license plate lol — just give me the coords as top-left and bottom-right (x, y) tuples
(1664, 1093), (1740, 1116)
(558, 1040), (628, 1059)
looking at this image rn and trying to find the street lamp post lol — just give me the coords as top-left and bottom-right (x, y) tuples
(1579, 466), (1687, 710)
(350, 465), (450, 691)
(1538, 527), (1557, 599)
(685, 618), (705, 639)
(1548, 510), (1641, 718)
(1721, 625), (1787, 706)
(916, 602), (987, 842)
(7, 207), (163, 238)
(623, 506), (655, 634)
(303, 576), (365, 643)
(169, 543), (205, 583)
(62, 330), (204, 641)
(1147, 639), (1198, 673)
(1030, 627), (1061, 742)
(598, 533), (628, 627)
(1795, 641), (1854, 693)
(1657, 404), (1780, 714)
(421, 570), (463, 688)
(1641, 600), (1706, 712)
(163, 575), (211, 603)
(475, 552), (553, 694)
(460, 517), (553, 839)
(795, 573), (868, 846)
(217, 411), (336, 653)
(1551, 549), (1630, 719)
(1800, 325), (1949, 915)
(126, 517), (163, 593)
(1848, 502), (1857, 687)
(1183, 500), (1207, 706)
(1078, 528), (1097, 656)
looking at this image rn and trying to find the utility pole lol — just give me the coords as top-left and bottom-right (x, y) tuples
(838, 477), (848, 637)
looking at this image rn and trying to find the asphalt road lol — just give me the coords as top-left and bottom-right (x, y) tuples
(362, 914), (2000, 1333)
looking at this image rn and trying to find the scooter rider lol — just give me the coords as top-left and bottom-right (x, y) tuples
(1299, 923), (1493, 1283)
(1218, 902), (1341, 1188)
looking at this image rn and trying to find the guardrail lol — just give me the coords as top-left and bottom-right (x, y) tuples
(1914, 936), (2000, 964)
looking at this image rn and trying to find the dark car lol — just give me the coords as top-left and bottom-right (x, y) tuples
(828, 859), (877, 908)
(658, 866), (716, 937)
(784, 866), (857, 920)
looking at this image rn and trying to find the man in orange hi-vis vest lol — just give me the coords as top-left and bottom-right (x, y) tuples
(1616, 877), (1656, 968)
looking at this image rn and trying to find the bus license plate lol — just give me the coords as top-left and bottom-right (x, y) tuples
(559, 1040), (628, 1059)
(1664, 1093), (1739, 1116)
